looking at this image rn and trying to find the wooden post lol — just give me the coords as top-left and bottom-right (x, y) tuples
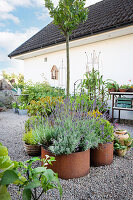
(112, 94), (114, 122)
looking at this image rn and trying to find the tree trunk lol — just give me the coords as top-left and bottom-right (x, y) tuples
(66, 33), (70, 97)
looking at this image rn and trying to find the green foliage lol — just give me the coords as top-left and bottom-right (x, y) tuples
(2, 71), (24, 90)
(0, 102), (4, 107)
(45, 0), (88, 35)
(105, 79), (119, 90)
(12, 102), (18, 109)
(18, 81), (65, 105)
(0, 185), (11, 200)
(114, 142), (127, 150)
(23, 122), (48, 145)
(90, 118), (114, 143)
(114, 132), (133, 150)
(70, 93), (94, 112)
(25, 116), (42, 132)
(80, 69), (109, 111)
(0, 143), (15, 200)
(22, 129), (40, 145)
(0, 143), (14, 178)
(119, 84), (129, 89)
(18, 103), (27, 110)
(45, 0), (88, 96)
(27, 96), (63, 117)
(0, 145), (62, 200)
(41, 116), (100, 155)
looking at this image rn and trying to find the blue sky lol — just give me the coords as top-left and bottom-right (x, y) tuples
(0, 0), (102, 74)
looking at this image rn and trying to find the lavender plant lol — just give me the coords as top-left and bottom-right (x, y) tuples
(90, 117), (114, 144)
(40, 99), (101, 155)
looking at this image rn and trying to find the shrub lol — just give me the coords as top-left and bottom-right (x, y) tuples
(22, 129), (40, 145)
(27, 96), (63, 117)
(12, 102), (18, 109)
(40, 100), (101, 155)
(90, 117), (114, 143)
(25, 116), (42, 132)
(18, 81), (65, 105)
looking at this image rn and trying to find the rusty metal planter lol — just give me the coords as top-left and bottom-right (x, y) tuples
(24, 143), (41, 156)
(90, 142), (113, 166)
(41, 147), (90, 179)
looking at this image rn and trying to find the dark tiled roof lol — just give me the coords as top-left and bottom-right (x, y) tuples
(9, 0), (133, 58)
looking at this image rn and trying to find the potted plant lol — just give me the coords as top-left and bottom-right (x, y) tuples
(127, 85), (133, 92)
(114, 141), (127, 156)
(114, 132), (133, 156)
(119, 84), (129, 92)
(127, 80), (133, 92)
(18, 103), (27, 115)
(12, 102), (18, 113)
(114, 129), (129, 145)
(22, 128), (41, 156)
(105, 80), (119, 92)
(90, 117), (114, 166)
(40, 107), (100, 179)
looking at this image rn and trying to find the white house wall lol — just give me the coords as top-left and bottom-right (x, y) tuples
(24, 33), (133, 120)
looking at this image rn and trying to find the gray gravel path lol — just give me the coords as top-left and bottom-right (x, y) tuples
(0, 110), (133, 200)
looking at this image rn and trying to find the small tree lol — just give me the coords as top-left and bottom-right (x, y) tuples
(44, 0), (88, 96)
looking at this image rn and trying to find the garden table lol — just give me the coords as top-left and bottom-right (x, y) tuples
(110, 92), (133, 122)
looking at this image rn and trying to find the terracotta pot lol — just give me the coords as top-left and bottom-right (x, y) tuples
(24, 143), (41, 156)
(108, 88), (116, 93)
(127, 88), (133, 92)
(41, 147), (90, 179)
(124, 139), (132, 147)
(90, 142), (113, 166)
(114, 132), (129, 145)
(115, 149), (127, 156)
(118, 88), (128, 92)
(115, 130), (127, 134)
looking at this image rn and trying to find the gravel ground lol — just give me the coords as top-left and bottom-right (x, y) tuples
(0, 110), (133, 200)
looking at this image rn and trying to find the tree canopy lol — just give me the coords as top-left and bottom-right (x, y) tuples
(44, 0), (88, 96)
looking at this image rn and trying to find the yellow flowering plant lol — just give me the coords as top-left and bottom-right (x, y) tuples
(88, 110), (102, 118)
(27, 96), (63, 117)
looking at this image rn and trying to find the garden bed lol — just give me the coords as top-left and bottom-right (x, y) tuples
(0, 110), (133, 200)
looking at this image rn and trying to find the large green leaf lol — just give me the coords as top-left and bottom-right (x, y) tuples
(1, 170), (19, 185)
(0, 146), (8, 156)
(43, 169), (56, 181)
(32, 167), (46, 174)
(25, 157), (40, 164)
(0, 185), (11, 200)
(0, 156), (14, 171)
(23, 189), (32, 200)
(24, 180), (41, 189)
(42, 169), (62, 196)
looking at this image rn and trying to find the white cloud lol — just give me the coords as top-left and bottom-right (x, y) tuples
(0, 0), (14, 13)
(0, 0), (45, 24)
(1, 13), (20, 24)
(1, 60), (24, 74)
(0, 27), (39, 74)
(0, 27), (39, 52)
